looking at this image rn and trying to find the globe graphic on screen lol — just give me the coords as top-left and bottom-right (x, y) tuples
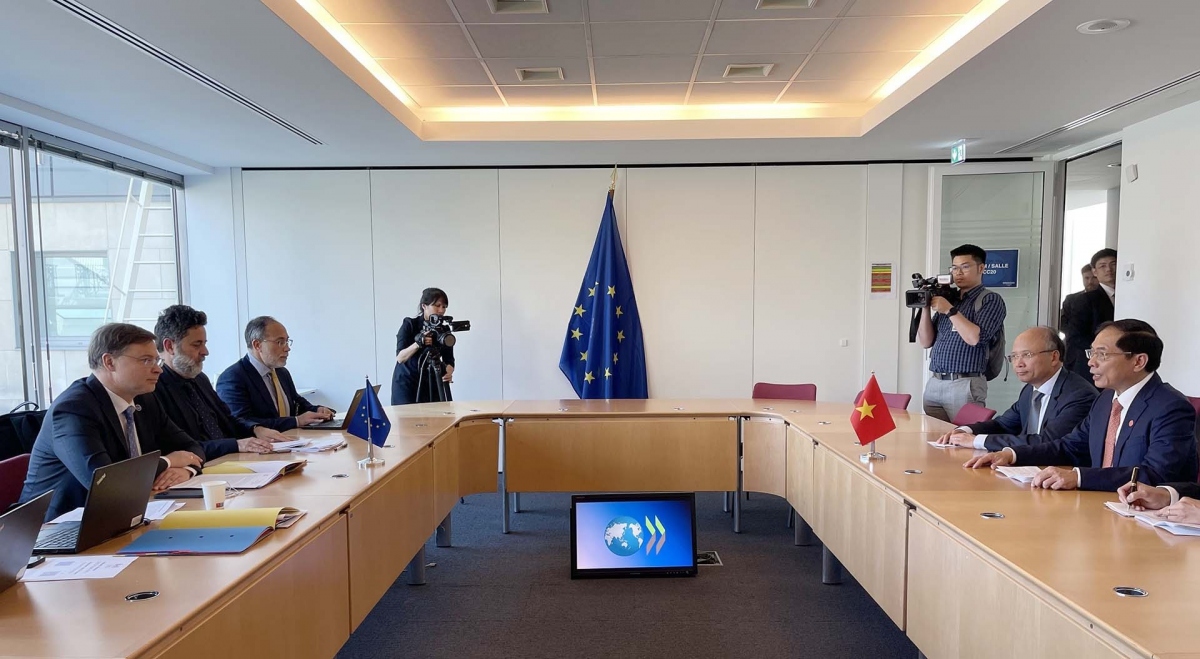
(603, 516), (644, 556)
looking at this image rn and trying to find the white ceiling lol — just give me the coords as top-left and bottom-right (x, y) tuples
(0, 0), (1198, 172)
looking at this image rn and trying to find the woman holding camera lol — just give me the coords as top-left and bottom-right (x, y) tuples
(392, 287), (456, 405)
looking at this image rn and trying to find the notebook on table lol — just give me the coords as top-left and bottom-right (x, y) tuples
(117, 506), (307, 556)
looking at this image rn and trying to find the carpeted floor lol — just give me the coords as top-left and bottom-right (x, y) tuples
(338, 491), (916, 659)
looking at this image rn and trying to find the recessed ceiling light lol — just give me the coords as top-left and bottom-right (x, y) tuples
(1106, 162), (1122, 168)
(757, 0), (818, 8)
(723, 64), (775, 79)
(1076, 19), (1131, 35)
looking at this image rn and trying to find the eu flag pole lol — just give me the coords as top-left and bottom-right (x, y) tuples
(348, 377), (391, 467)
(558, 184), (647, 399)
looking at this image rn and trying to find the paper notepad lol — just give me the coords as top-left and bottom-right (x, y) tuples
(292, 438), (346, 453)
(1105, 501), (1200, 536)
(117, 507), (307, 556)
(995, 466), (1042, 483)
(172, 459), (307, 491)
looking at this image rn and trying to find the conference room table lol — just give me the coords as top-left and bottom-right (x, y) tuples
(1, 398), (1197, 659)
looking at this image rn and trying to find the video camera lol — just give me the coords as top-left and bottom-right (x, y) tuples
(905, 273), (959, 309)
(421, 314), (471, 349)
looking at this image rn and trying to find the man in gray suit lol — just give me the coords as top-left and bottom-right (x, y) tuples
(937, 326), (1098, 450)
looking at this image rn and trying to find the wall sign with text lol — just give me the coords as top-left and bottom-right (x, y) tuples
(982, 249), (1019, 288)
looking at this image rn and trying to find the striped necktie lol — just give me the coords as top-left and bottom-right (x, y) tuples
(121, 406), (140, 458)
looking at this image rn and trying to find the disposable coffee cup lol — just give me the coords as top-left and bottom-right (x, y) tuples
(201, 481), (227, 510)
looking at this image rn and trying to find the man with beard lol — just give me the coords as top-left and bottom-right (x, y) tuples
(152, 305), (292, 460)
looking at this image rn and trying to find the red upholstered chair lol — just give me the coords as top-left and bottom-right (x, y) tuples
(0, 453), (31, 512)
(855, 390), (912, 411)
(752, 382), (817, 401)
(951, 402), (997, 427)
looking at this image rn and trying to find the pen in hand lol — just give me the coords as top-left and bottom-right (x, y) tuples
(1124, 466), (1140, 504)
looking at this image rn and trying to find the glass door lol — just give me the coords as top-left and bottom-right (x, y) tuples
(0, 139), (28, 409)
(927, 161), (1061, 413)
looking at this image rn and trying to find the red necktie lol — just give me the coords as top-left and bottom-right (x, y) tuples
(1101, 398), (1123, 468)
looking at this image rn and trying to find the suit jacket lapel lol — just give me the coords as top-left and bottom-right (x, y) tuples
(241, 356), (275, 412)
(1114, 374), (1159, 463)
(85, 375), (130, 459)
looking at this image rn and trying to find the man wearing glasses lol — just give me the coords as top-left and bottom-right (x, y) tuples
(216, 316), (334, 432)
(1063, 248), (1117, 378)
(936, 327), (1097, 450)
(19, 323), (206, 520)
(917, 244), (1008, 422)
(964, 319), (1198, 491)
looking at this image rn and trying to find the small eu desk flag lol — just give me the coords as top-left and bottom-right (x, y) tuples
(558, 190), (647, 399)
(347, 378), (391, 447)
(850, 374), (896, 446)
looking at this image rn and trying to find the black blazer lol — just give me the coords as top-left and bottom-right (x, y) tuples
(1010, 373), (1199, 491)
(967, 369), (1098, 451)
(1162, 481), (1200, 500)
(1062, 287), (1114, 378)
(153, 366), (257, 461)
(216, 355), (318, 432)
(18, 375), (205, 521)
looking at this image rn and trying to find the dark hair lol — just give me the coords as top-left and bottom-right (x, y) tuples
(1080, 264), (1093, 273)
(1031, 326), (1065, 360)
(950, 244), (987, 265)
(154, 304), (207, 351)
(418, 288), (448, 314)
(1090, 248), (1117, 268)
(244, 316), (278, 349)
(1096, 319), (1162, 372)
(88, 323), (157, 369)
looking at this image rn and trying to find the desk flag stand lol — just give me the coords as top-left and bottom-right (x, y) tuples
(853, 372), (894, 463)
(358, 374), (385, 468)
(860, 441), (887, 464)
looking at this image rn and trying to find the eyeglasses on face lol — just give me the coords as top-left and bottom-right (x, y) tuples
(118, 354), (163, 368)
(1085, 348), (1133, 362)
(947, 264), (976, 274)
(1004, 349), (1055, 363)
(266, 338), (293, 347)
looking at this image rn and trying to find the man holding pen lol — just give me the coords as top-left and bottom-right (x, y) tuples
(1118, 480), (1200, 525)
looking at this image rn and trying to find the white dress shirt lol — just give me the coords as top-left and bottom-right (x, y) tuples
(969, 368), (1063, 449)
(1100, 282), (1115, 305)
(103, 384), (176, 471)
(247, 353), (283, 414)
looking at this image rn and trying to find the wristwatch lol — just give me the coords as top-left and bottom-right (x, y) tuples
(946, 306), (960, 318)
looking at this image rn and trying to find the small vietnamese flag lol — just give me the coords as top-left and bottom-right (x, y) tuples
(851, 374), (896, 446)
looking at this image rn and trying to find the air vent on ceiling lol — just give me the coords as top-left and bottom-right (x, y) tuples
(723, 64), (775, 79)
(488, 0), (549, 15)
(995, 68), (1200, 154)
(45, 0), (322, 145)
(516, 67), (564, 82)
(757, 0), (818, 9)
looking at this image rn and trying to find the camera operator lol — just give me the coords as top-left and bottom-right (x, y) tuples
(917, 244), (1007, 422)
(392, 287), (455, 405)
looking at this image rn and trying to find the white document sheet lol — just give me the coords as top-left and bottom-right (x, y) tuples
(22, 556), (138, 582)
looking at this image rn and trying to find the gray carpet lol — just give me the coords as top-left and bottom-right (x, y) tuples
(338, 492), (916, 659)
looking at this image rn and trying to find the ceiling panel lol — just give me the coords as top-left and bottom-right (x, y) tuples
(450, 0), (584, 23)
(847, 0), (981, 17)
(781, 79), (882, 103)
(499, 85), (595, 106)
(592, 56), (698, 84)
(687, 81), (787, 104)
(485, 58), (591, 85)
(819, 16), (960, 53)
(377, 58), (492, 86)
(695, 54), (807, 82)
(587, 0), (717, 22)
(596, 83), (690, 105)
(705, 19), (833, 55)
(344, 23), (475, 58)
(717, 0), (854, 20)
(405, 85), (503, 108)
(796, 51), (917, 80)
(467, 23), (587, 58)
(320, 0), (458, 23)
(590, 21), (709, 57)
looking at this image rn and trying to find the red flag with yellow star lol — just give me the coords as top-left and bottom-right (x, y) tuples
(851, 374), (896, 446)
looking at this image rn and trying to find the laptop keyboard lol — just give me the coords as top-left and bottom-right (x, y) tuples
(34, 526), (80, 551)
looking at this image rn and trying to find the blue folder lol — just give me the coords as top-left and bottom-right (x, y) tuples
(117, 526), (271, 555)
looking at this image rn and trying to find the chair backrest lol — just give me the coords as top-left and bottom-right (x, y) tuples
(0, 404), (45, 462)
(855, 390), (912, 411)
(752, 382), (817, 401)
(951, 402), (997, 427)
(0, 453), (31, 512)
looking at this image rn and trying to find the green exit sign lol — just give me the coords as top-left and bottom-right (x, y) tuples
(950, 140), (967, 164)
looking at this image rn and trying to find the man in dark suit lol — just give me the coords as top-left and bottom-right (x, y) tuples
(18, 323), (205, 520)
(1059, 263), (1096, 327)
(1118, 480), (1200, 525)
(153, 305), (292, 461)
(1063, 249), (1117, 378)
(965, 319), (1198, 491)
(936, 326), (1097, 450)
(216, 316), (334, 432)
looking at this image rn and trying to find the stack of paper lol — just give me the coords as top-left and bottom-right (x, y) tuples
(292, 438), (346, 453)
(1105, 501), (1200, 537)
(48, 499), (184, 524)
(995, 466), (1042, 483)
(269, 439), (310, 452)
(173, 459), (307, 491)
(118, 507), (308, 556)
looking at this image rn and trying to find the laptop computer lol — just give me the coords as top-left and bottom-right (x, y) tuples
(0, 491), (54, 593)
(303, 385), (381, 430)
(33, 451), (160, 555)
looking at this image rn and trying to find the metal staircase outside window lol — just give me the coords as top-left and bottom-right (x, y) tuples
(104, 178), (177, 326)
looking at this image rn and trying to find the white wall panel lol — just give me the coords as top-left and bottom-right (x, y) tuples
(863, 164), (903, 395)
(182, 168), (241, 369)
(240, 170), (375, 409)
(627, 167), (755, 398)
(898, 164), (932, 409)
(498, 168), (627, 400)
(369, 170), (503, 404)
(753, 165), (868, 404)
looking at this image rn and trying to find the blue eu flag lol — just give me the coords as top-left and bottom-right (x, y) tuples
(559, 191), (647, 399)
(347, 378), (390, 447)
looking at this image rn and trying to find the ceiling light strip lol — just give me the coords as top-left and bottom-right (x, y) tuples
(442, 0), (508, 107)
(684, 0), (725, 105)
(582, 0), (599, 107)
(996, 68), (1200, 154)
(47, 0), (322, 145)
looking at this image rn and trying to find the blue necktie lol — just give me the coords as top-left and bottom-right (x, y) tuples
(122, 406), (140, 458)
(1028, 392), (1045, 435)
